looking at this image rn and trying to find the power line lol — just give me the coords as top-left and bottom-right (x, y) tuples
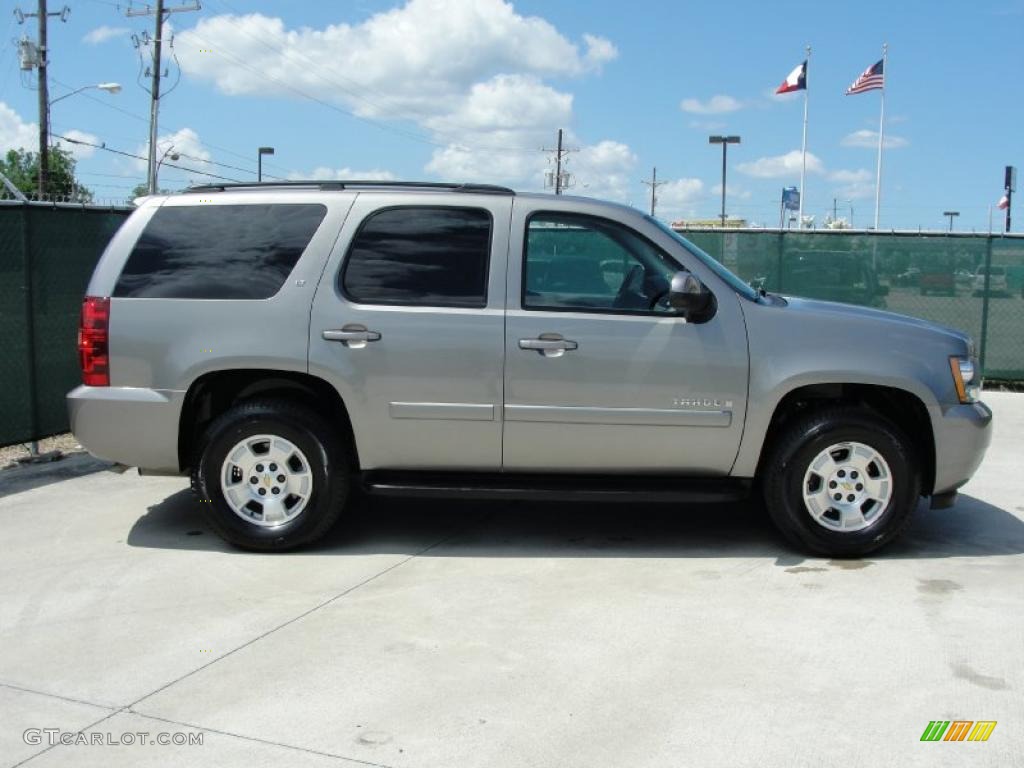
(49, 76), (293, 176)
(54, 132), (243, 182)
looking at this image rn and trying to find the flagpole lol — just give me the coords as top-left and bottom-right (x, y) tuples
(798, 44), (810, 229)
(873, 43), (888, 230)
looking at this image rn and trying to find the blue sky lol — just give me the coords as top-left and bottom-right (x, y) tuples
(1, 0), (1021, 230)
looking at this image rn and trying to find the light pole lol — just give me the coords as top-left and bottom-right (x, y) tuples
(153, 144), (179, 191)
(709, 135), (740, 226)
(258, 146), (275, 182)
(943, 210), (960, 232)
(46, 82), (120, 196)
(49, 82), (122, 107)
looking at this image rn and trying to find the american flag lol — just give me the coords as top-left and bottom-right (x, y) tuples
(846, 59), (884, 95)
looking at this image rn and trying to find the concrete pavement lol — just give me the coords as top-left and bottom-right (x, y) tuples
(1, 393), (1022, 767)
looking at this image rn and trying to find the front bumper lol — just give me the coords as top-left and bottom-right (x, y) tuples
(67, 385), (185, 474)
(931, 400), (993, 495)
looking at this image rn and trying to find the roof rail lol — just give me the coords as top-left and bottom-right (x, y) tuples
(183, 180), (516, 196)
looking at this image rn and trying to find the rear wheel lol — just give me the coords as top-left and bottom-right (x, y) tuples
(762, 407), (920, 556)
(191, 399), (349, 551)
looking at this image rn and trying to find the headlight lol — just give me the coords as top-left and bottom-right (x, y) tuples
(949, 356), (980, 403)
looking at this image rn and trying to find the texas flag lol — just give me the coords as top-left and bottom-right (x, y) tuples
(776, 61), (807, 94)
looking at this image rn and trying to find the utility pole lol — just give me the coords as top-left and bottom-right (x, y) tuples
(555, 128), (563, 194)
(641, 167), (666, 216)
(126, 0), (201, 194)
(833, 198), (838, 222)
(15, 2), (70, 199)
(543, 129), (577, 195)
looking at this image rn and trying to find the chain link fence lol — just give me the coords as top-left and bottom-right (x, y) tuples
(681, 228), (1024, 379)
(0, 202), (130, 446)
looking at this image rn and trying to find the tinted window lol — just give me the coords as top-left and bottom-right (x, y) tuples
(524, 213), (678, 313)
(342, 207), (491, 307)
(114, 204), (326, 299)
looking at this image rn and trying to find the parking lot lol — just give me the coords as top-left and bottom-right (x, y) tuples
(1, 392), (1021, 767)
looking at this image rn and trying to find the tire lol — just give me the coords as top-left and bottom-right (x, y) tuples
(762, 407), (921, 557)
(190, 399), (350, 551)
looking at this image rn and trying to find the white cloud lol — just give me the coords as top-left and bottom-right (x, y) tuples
(737, 150), (824, 179)
(841, 129), (908, 149)
(175, 1), (623, 190)
(582, 33), (618, 68)
(135, 127), (210, 172)
(829, 168), (875, 200)
(711, 182), (751, 200)
(680, 95), (743, 115)
(0, 102), (38, 153)
(569, 140), (637, 201)
(0, 102), (96, 159)
(177, 1), (610, 119)
(83, 25), (129, 45)
(55, 129), (99, 159)
(288, 167), (395, 181)
(654, 178), (705, 221)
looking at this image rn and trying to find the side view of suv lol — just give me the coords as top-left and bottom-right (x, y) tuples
(69, 181), (992, 556)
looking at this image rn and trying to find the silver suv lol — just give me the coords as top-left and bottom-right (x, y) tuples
(68, 181), (992, 556)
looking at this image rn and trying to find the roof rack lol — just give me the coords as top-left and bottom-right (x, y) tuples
(183, 180), (515, 196)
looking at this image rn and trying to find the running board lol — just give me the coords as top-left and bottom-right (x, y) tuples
(361, 471), (751, 503)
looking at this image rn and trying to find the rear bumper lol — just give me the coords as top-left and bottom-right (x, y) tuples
(67, 385), (185, 473)
(931, 400), (992, 495)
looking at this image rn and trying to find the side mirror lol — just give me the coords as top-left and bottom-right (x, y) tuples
(668, 271), (713, 319)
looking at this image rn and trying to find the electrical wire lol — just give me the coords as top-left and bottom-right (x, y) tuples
(53, 132), (244, 182)
(50, 75), (293, 176)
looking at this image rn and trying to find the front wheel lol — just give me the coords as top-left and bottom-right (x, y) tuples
(191, 399), (350, 551)
(762, 407), (920, 557)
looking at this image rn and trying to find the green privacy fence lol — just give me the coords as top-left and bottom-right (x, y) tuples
(680, 228), (1024, 379)
(1, 203), (130, 446)
(1, 208), (1023, 446)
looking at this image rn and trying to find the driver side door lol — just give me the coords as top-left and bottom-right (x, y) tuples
(502, 205), (749, 474)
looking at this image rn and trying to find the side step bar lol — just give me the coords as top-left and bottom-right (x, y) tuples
(361, 471), (751, 504)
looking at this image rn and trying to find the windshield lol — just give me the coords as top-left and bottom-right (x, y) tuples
(645, 216), (760, 300)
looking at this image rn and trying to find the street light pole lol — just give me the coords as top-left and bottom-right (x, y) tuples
(49, 82), (122, 107)
(258, 146), (275, 182)
(709, 135), (740, 227)
(943, 210), (960, 232)
(153, 144), (178, 191)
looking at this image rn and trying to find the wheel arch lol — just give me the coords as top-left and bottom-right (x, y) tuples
(752, 382), (936, 495)
(178, 369), (358, 472)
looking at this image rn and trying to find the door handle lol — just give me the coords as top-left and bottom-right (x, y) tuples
(519, 336), (578, 357)
(323, 325), (381, 348)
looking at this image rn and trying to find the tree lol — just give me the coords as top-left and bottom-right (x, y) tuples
(130, 182), (172, 198)
(0, 146), (94, 202)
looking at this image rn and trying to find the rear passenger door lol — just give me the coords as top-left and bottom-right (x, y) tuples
(308, 193), (512, 471)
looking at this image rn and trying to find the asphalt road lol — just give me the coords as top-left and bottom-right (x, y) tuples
(1, 394), (1021, 767)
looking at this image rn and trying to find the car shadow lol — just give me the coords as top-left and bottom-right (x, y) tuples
(0, 453), (117, 498)
(126, 488), (1024, 563)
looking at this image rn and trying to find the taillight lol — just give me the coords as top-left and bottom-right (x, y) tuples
(78, 296), (110, 386)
